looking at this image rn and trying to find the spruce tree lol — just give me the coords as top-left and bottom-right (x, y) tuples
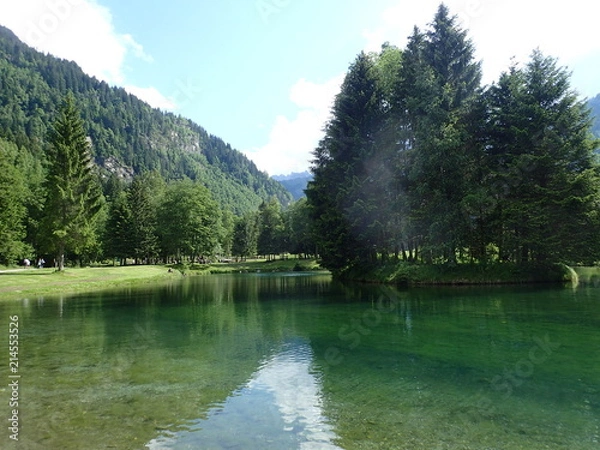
(307, 52), (383, 270)
(485, 51), (600, 263)
(41, 93), (103, 270)
(400, 5), (482, 263)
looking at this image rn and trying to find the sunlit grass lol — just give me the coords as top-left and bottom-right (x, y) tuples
(0, 265), (178, 301)
(0, 259), (325, 301)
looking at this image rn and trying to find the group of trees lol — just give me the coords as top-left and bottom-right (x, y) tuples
(232, 198), (316, 261)
(307, 4), (600, 272)
(0, 25), (291, 215)
(0, 94), (314, 267)
(2, 5), (599, 272)
(102, 177), (315, 266)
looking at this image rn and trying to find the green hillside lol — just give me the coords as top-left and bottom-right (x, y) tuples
(0, 25), (291, 214)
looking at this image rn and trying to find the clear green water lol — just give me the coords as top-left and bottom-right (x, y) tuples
(0, 273), (599, 449)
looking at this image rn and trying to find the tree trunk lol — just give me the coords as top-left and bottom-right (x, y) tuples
(57, 241), (65, 271)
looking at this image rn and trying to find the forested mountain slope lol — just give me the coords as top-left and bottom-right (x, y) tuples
(0, 25), (291, 214)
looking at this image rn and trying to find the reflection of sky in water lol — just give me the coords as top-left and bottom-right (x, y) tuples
(147, 339), (341, 450)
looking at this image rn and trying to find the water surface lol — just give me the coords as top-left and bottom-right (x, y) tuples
(0, 272), (599, 449)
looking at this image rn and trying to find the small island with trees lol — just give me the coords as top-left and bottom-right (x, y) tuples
(306, 5), (600, 284)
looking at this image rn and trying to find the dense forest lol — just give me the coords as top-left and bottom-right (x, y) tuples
(307, 5), (600, 275)
(0, 25), (291, 214)
(0, 113), (315, 267)
(0, 24), (312, 267)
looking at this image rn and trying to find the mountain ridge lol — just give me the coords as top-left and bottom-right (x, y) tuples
(0, 24), (292, 214)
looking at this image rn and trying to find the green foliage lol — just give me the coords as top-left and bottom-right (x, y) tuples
(157, 179), (221, 261)
(128, 175), (159, 262)
(341, 261), (572, 285)
(103, 190), (133, 262)
(232, 212), (260, 259)
(0, 139), (31, 264)
(484, 51), (600, 264)
(40, 94), (104, 269)
(284, 198), (317, 256)
(257, 198), (285, 257)
(307, 51), (384, 269)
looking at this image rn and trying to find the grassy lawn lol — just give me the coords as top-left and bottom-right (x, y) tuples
(0, 265), (178, 301)
(0, 259), (325, 301)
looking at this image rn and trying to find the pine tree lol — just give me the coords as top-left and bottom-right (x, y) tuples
(41, 93), (103, 270)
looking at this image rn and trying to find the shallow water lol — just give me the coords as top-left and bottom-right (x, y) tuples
(0, 273), (598, 449)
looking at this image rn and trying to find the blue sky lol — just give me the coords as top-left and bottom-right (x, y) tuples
(2, 0), (599, 175)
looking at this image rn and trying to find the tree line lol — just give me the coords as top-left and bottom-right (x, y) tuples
(0, 94), (315, 268)
(306, 4), (600, 273)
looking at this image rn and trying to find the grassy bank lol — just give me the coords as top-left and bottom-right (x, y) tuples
(338, 261), (574, 286)
(0, 259), (325, 301)
(0, 265), (179, 301)
(171, 258), (323, 275)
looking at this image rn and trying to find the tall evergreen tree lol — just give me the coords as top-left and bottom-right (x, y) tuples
(232, 212), (259, 260)
(307, 52), (384, 270)
(41, 94), (103, 270)
(401, 5), (482, 263)
(485, 51), (600, 263)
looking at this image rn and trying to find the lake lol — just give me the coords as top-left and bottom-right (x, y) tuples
(1, 272), (599, 449)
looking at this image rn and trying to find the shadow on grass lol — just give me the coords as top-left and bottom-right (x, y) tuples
(0, 269), (58, 277)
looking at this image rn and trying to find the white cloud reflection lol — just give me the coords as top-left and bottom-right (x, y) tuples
(147, 339), (340, 449)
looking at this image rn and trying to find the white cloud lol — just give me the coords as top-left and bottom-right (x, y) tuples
(123, 85), (176, 111)
(0, 0), (172, 105)
(244, 74), (344, 176)
(362, 0), (600, 91)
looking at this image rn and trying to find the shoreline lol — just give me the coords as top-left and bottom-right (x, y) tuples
(335, 262), (578, 286)
(1, 260), (591, 301)
(0, 259), (325, 301)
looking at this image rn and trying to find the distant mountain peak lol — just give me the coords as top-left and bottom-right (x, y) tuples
(273, 172), (313, 200)
(272, 171), (312, 181)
